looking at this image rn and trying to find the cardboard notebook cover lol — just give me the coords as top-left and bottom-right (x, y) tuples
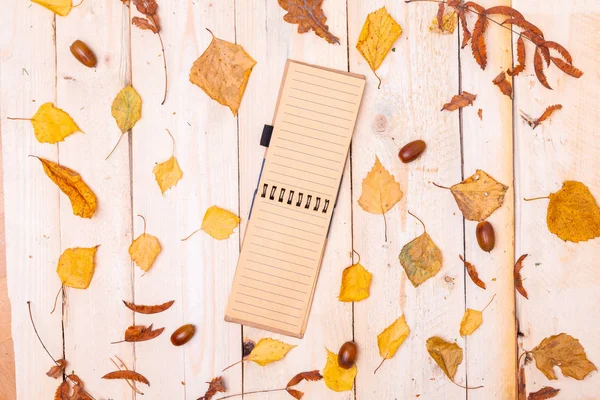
(225, 60), (366, 338)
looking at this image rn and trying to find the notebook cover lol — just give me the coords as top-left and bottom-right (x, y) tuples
(225, 60), (366, 338)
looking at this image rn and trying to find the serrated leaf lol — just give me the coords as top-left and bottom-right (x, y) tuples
(441, 91), (476, 111)
(277, 0), (340, 44)
(102, 370), (150, 385)
(358, 156), (403, 214)
(122, 299), (174, 314)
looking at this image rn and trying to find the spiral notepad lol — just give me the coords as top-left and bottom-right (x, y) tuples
(225, 60), (366, 338)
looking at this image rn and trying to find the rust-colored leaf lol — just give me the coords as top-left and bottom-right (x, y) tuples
(437, 3), (445, 30)
(286, 388), (304, 399)
(551, 57), (583, 78)
(503, 18), (543, 37)
(132, 0), (157, 17)
(514, 254), (529, 299)
(471, 13), (488, 70)
(456, 10), (471, 48)
(113, 324), (164, 343)
(492, 71), (513, 99)
(518, 367), (526, 400)
(522, 104), (563, 130)
(197, 376), (226, 400)
(278, 0), (340, 44)
(522, 31), (550, 65)
(543, 41), (572, 64)
(102, 370), (150, 386)
(55, 374), (92, 400)
(508, 36), (526, 76)
(459, 255), (486, 289)
(534, 48), (552, 90)
(485, 5), (524, 19)
(47, 359), (67, 379)
(441, 91), (477, 111)
(528, 387), (560, 400)
(478, 108), (483, 120)
(122, 299), (174, 314)
(286, 370), (323, 388)
(132, 16), (158, 33)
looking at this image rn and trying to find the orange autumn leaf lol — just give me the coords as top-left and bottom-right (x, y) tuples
(102, 370), (150, 386)
(514, 254), (529, 299)
(338, 262), (372, 302)
(197, 376), (226, 400)
(153, 129), (183, 194)
(551, 57), (584, 78)
(113, 324), (165, 343)
(528, 387), (560, 400)
(47, 359), (67, 379)
(55, 374), (93, 400)
(57, 246), (99, 290)
(8, 103), (82, 144)
(129, 215), (161, 272)
(521, 104), (563, 130)
(122, 299), (174, 314)
(441, 91), (476, 111)
(277, 0), (340, 44)
(468, 2), (488, 70)
(492, 71), (512, 99)
(508, 36), (526, 76)
(459, 255), (486, 289)
(534, 47), (552, 90)
(286, 370), (323, 388)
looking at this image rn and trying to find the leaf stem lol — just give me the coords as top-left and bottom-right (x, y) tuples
(518, 350), (531, 367)
(523, 196), (550, 201)
(181, 227), (202, 241)
(352, 249), (361, 265)
(450, 379), (483, 390)
(407, 210), (427, 233)
(156, 31), (168, 105)
(432, 182), (451, 190)
(166, 129), (175, 157)
(6, 117), (32, 121)
(216, 388), (287, 400)
(72, 0), (84, 7)
(373, 358), (386, 374)
(481, 293), (496, 312)
(105, 133), (126, 160)
(382, 212), (388, 242)
(137, 214), (147, 234)
(50, 285), (64, 315)
(28, 301), (59, 365)
(222, 359), (243, 372)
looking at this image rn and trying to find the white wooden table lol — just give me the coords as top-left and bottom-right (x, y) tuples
(1, 0), (599, 399)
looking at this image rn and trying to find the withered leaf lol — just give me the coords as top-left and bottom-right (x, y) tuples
(399, 213), (442, 287)
(459, 255), (485, 289)
(531, 333), (597, 380)
(111, 85), (142, 133)
(471, 12), (488, 70)
(437, 3), (445, 30)
(132, 0), (158, 17)
(543, 40), (572, 64)
(122, 299), (174, 314)
(508, 36), (526, 76)
(534, 47), (552, 90)
(358, 156), (403, 214)
(522, 104), (562, 130)
(286, 388), (304, 400)
(426, 336), (463, 381)
(528, 387), (560, 400)
(551, 57), (583, 78)
(286, 370), (323, 388)
(54, 374), (92, 400)
(277, 0), (340, 44)
(57, 246), (99, 290)
(47, 359), (67, 379)
(485, 5), (524, 19)
(129, 215), (162, 272)
(441, 91), (476, 111)
(492, 71), (513, 99)
(114, 324), (165, 343)
(197, 376), (226, 400)
(514, 254), (529, 299)
(457, 9), (471, 48)
(502, 18), (543, 36)
(102, 370), (150, 386)
(34, 157), (97, 219)
(446, 169), (508, 221)
(518, 367), (526, 400)
(132, 16), (158, 33)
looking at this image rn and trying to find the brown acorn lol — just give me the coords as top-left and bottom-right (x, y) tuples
(398, 140), (426, 163)
(476, 221), (495, 252)
(170, 324), (195, 346)
(70, 40), (97, 68)
(337, 341), (357, 369)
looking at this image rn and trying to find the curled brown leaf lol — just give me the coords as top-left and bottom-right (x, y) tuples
(113, 324), (164, 343)
(286, 370), (323, 388)
(508, 36), (525, 76)
(514, 254), (529, 299)
(286, 388), (304, 399)
(122, 299), (174, 314)
(492, 71), (513, 99)
(551, 57), (583, 78)
(543, 41), (572, 64)
(47, 359), (67, 379)
(441, 91), (477, 111)
(132, 16), (158, 33)
(471, 13), (489, 70)
(197, 376), (226, 400)
(503, 18), (543, 37)
(485, 5), (524, 19)
(534, 48), (552, 90)
(102, 370), (150, 386)
(437, 3), (445, 30)
(459, 255), (486, 290)
(528, 387), (560, 400)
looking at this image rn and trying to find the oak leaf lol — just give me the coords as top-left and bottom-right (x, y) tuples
(531, 333), (597, 380)
(122, 299), (174, 314)
(57, 246), (99, 289)
(197, 376), (226, 400)
(492, 72), (513, 99)
(277, 0), (340, 44)
(442, 169), (508, 222)
(153, 129), (183, 194)
(190, 29), (256, 116)
(528, 387), (560, 400)
(129, 215), (161, 272)
(34, 157), (97, 219)
(459, 308), (482, 336)
(521, 104), (562, 130)
(338, 262), (372, 302)
(376, 315), (409, 373)
(399, 213), (442, 287)
(356, 7), (402, 88)
(32, 0), (71, 16)
(430, 11), (457, 34)
(197, 205), (240, 240)
(111, 85), (142, 133)
(102, 370), (150, 385)
(441, 91), (476, 111)
(10, 103), (81, 144)
(426, 336), (463, 381)
(459, 255), (485, 289)
(323, 348), (357, 392)
(115, 324), (164, 343)
(247, 338), (296, 366)
(514, 254), (529, 299)
(46, 359), (67, 379)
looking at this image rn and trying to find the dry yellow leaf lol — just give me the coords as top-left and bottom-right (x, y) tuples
(398, 213), (442, 287)
(189, 29), (256, 116)
(441, 169), (508, 221)
(545, 181), (600, 242)
(323, 348), (357, 392)
(56, 246), (99, 289)
(153, 129), (183, 194)
(35, 157), (97, 219)
(129, 216), (161, 272)
(375, 315), (410, 372)
(338, 262), (372, 302)
(531, 333), (597, 380)
(9, 103), (81, 144)
(246, 338), (296, 366)
(111, 86), (142, 133)
(201, 206), (240, 240)
(358, 157), (403, 214)
(429, 12), (457, 34)
(426, 336), (463, 381)
(459, 308), (482, 336)
(32, 0), (71, 16)
(356, 7), (402, 88)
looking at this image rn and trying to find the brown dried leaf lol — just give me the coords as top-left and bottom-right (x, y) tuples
(447, 169), (509, 221)
(526, 104), (562, 129)
(543, 41), (572, 64)
(122, 299), (174, 314)
(132, 16), (158, 33)
(471, 13), (488, 69)
(115, 324), (164, 343)
(457, 10), (471, 48)
(528, 387), (560, 400)
(102, 370), (150, 386)
(478, 108), (483, 120)
(286, 388), (304, 399)
(54, 374), (92, 400)
(426, 336), (463, 381)
(277, 0), (340, 44)
(514, 254), (529, 299)
(531, 333), (597, 380)
(508, 36), (526, 76)
(518, 367), (526, 400)
(503, 18), (543, 37)
(534, 48), (552, 90)
(197, 376), (226, 400)
(459, 255), (486, 289)
(286, 370), (323, 388)
(132, 0), (157, 16)
(485, 5), (524, 19)
(437, 3), (445, 30)
(551, 57), (583, 78)
(441, 91), (477, 111)
(47, 359), (67, 379)
(492, 71), (513, 99)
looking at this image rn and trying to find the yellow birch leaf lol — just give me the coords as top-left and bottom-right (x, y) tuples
(189, 29), (256, 116)
(398, 213), (442, 287)
(338, 262), (372, 302)
(459, 308), (482, 336)
(531, 333), (597, 380)
(246, 338), (296, 366)
(356, 7), (402, 87)
(545, 181), (600, 242)
(429, 12), (458, 34)
(377, 315), (410, 360)
(153, 156), (183, 194)
(31, 0), (72, 16)
(111, 85), (142, 133)
(56, 246), (99, 289)
(201, 206), (240, 240)
(35, 157), (97, 219)
(426, 336), (463, 381)
(323, 348), (357, 392)
(358, 156), (403, 214)
(17, 103), (81, 144)
(445, 169), (509, 221)
(129, 216), (161, 272)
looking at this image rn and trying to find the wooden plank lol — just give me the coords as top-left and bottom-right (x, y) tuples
(235, 1), (353, 398)
(55, 1), (134, 398)
(513, 0), (600, 398)
(348, 2), (465, 399)
(0, 2), (62, 400)
(459, 1), (516, 398)
(130, 1), (242, 398)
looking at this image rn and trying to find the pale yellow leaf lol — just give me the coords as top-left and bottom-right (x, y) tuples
(426, 336), (463, 381)
(111, 85), (142, 133)
(448, 169), (508, 221)
(129, 233), (161, 272)
(201, 205), (240, 240)
(153, 156), (183, 194)
(32, 0), (72, 16)
(323, 348), (357, 392)
(26, 103), (81, 144)
(247, 338), (296, 366)
(459, 308), (482, 336)
(358, 156), (403, 214)
(377, 315), (410, 359)
(56, 246), (99, 289)
(338, 262), (372, 302)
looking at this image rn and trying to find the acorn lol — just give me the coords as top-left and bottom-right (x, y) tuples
(398, 140), (426, 163)
(337, 341), (357, 369)
(70, 40), (97, 68)
(476, 221), (495, 252)
(170, 324), (195, 346)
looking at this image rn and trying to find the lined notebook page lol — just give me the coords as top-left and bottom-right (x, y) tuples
(225, 60), (365, 338)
